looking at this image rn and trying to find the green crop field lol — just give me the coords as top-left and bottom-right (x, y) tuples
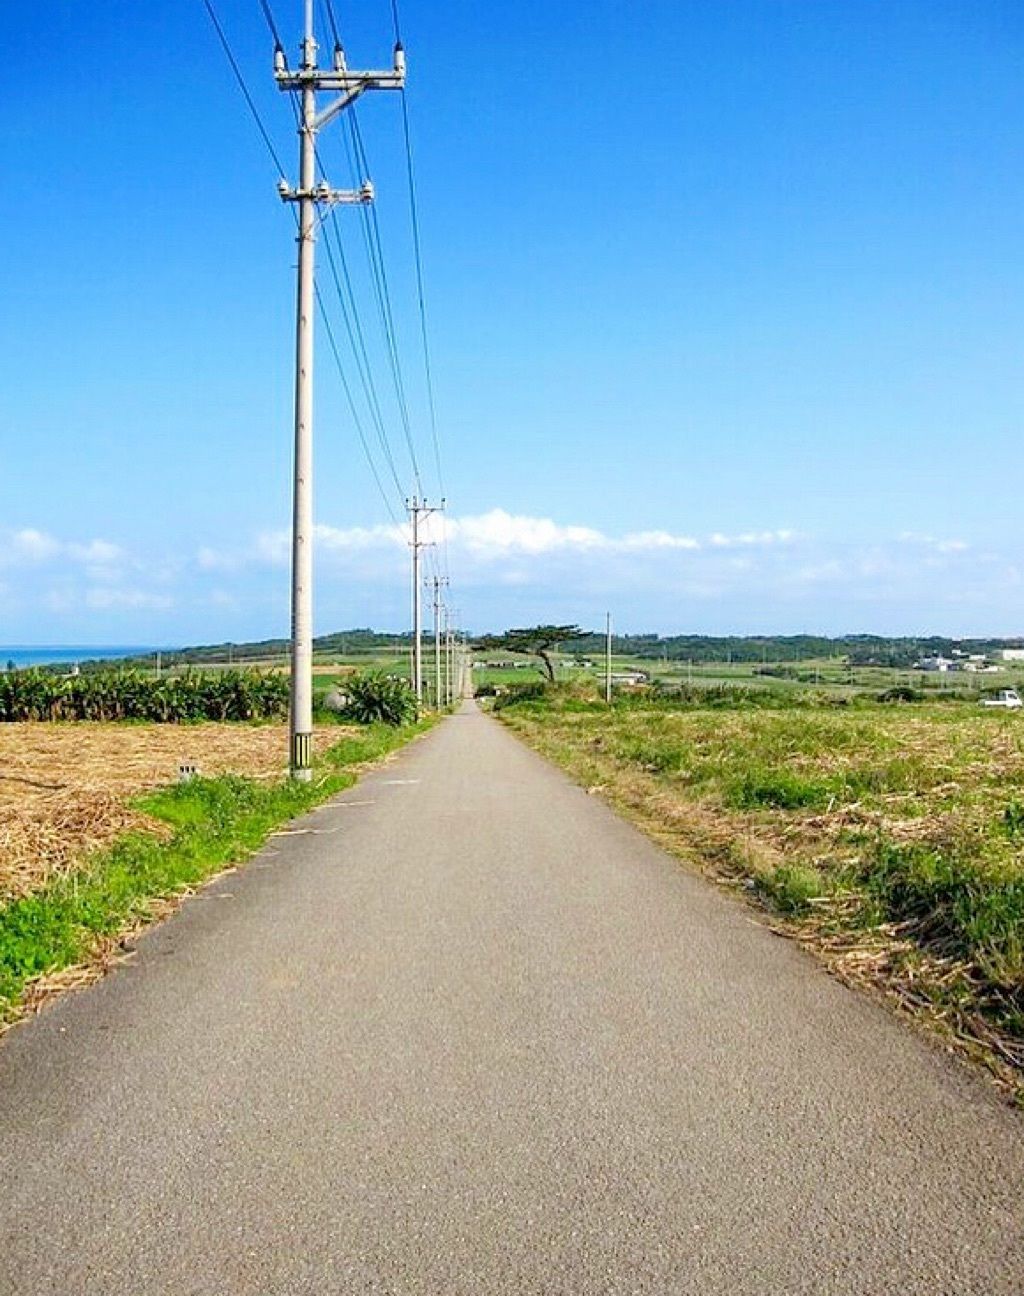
(496, 682), (1024, 1097)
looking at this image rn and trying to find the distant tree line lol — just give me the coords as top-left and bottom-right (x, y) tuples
(563, 633), (1024, 668)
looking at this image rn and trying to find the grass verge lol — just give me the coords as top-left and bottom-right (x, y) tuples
(0, 719), (433, 1030)
(496, 686), (1024, 1102)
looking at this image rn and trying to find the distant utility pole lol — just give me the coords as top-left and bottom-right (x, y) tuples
(409, 498), (441, 707)
(275, 2), (405, 778)
(444, 605), (454, 707)
(447, 606), (461, 707)
(428, 573), (448, 709)
(605, 612), (613, 704)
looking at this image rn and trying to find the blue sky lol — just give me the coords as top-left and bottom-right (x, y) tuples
(1, 0), (1022, 643)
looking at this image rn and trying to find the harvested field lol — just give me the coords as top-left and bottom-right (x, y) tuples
(0, 723), (340, 902)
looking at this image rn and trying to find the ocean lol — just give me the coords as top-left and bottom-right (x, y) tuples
(0, 646), (157, 669)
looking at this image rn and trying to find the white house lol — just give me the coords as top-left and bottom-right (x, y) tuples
(914, 656), (954, 672)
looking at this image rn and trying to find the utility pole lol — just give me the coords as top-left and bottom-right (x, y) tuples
(605, 611), (613, 704)
(430, 575), (442, 708)
(443, 606), (456, 710)
(275, 4), (405, 778)
(444, 605), (454, 707)
(408, 499), (441, 709)
(447, 606), (460, 707)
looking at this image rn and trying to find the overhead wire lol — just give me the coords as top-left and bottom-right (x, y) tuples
(257, 0), (287, 53)
(315, 283), (401, 525)
(201, 0), (288, 177)
(320, 211), (405, 500)
(389, 0), (444, 499)
(321, 0), (342, 49)
(387, 0), (450, 590)
(343, 112), (424, 495)
(200, 0), (407, 527)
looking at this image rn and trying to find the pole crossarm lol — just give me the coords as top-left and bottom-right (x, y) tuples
(275, 54), (406, 132)
(278, 179), (374, 204)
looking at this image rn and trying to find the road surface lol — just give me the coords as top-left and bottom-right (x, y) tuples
(1, 702), (1021, 1294)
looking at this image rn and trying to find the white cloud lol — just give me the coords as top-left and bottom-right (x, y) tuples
(709, 529), (796, 548)
(67, 539), (123, 566)
(620, 530), (700, 551)
(899, 531), (970, 554)
(84, 587), (173, 611)
(446, 509), (605, 555)
(197, 545), (248, 573)
(239, 509), (797, 573)
(1, 529), (126, 570)
(4, 528), (61, 564)
(317, 522), (406, 551)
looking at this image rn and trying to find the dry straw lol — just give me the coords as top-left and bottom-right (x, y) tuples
(0, 723), (334, 902)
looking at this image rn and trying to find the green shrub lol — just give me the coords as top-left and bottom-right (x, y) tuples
(759, 864), (826, 914)
(492, 680), (550, 711)
(338, 671), (417, 726)
(725, 767), (831, 810)
(864, 840), (1024, 992)
(877, 686), (922, 703)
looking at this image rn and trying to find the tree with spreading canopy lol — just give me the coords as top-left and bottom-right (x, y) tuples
(473, 625), (590, 683)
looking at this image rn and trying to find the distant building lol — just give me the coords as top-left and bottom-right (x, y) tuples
(914, 656), (954, 672)
(1001, 649), (1024, 662)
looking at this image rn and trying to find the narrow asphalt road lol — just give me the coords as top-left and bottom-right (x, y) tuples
(1, 702), (1021, 1294)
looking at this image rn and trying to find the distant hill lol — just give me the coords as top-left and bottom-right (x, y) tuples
(36, 628), (1024, 674)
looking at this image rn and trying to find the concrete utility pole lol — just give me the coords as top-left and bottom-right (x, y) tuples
(605, 612), (613, 704)
(444, 606), (453, 707)
(275, 3), (405, 778)
(408, 499), (441, 709)
(447, 606), (460, 707)
(430, 576), (443, 708)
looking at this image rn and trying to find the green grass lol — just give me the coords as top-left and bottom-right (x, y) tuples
(0, 719), (432, 1025)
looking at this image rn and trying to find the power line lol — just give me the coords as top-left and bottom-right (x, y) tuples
(258, 0), (286, 54)
(200, 0), (287, 177)
(315, 283), (402, 526)
(343, 110), (424, 494)
(319, 212), (406, 499)
(387, 1), (448, 581)
(398, 84), (444, 499)
(388, 0), (402, 45)
(321, 0), (342, 49)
